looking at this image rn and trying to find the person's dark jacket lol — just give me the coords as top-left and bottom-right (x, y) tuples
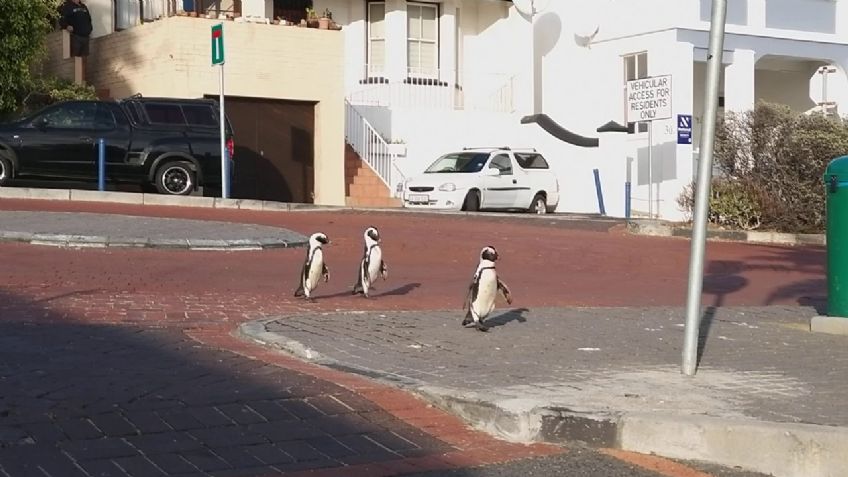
(59, 1), (93, 37)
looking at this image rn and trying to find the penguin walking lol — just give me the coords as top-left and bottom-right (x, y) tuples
(462, 246), (512, 332)
(352, 226), (388, 298)
(294, 232), (330, 301)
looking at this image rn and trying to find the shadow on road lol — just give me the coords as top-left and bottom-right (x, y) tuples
(0, 288), (462, 476)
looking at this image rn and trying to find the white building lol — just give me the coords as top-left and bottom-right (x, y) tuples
(81, 0), (848, 218)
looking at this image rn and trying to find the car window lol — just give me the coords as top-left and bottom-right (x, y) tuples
(93, 104), (117, 130)
(489, 154), (513, 175)
(514, 152), (550, 169)
(144, 103), (186, 125)
(36, 102), (97, 129)
(424, 152), (489, 173)
(182, 104), (218, 127)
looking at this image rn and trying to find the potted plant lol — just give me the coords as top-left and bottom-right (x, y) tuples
(305, 7), (319, 28)
(387, 139), (406, 156)
(319, 8), (332, 30)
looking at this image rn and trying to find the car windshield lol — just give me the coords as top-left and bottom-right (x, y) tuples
(424, 152), (489, 173)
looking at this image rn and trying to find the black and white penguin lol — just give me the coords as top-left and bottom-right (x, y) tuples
(352, 226), (387, 298)
(462, 245), (512, 332)
(294, 232), (330, 301)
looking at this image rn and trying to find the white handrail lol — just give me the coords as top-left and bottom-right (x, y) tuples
(344, 100), (405, 196)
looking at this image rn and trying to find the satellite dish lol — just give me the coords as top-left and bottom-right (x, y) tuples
(512, 0), (552, 16)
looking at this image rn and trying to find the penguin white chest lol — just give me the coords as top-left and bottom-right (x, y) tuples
(367, 246), (382, 281)
(472, 269), (498, 318)
(306, 248), (324, 289)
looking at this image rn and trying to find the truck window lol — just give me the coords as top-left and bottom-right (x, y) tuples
(514, 153), (550, 169)
(182, 104), (218, 127)
(144, 103), (186, 125)
(489, 154), (513, 175)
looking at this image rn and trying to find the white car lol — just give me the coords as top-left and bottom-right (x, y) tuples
(401, 147), (560, 214)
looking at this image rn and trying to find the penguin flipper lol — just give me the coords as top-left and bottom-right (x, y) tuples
(294, 283), (304, 297)
(322, 263), (330, 283)
(497, 278), (513, 305)
(380, 261), (388, 280)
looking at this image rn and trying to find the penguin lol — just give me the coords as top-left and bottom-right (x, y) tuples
(462, 245), (513, 332)
(294, 232), (330, 301)
(352, 226), (388, 298)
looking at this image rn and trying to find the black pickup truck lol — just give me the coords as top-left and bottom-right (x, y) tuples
(0, 96), (234, 195)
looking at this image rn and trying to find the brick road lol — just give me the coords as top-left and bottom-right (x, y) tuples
(0, 198), (824, 476)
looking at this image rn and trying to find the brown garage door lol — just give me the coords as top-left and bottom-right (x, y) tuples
(211, 96), (315, 203)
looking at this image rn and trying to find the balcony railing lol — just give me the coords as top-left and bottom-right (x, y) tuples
(346, 64), (516, 113)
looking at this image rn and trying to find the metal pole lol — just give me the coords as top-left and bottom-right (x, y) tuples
(625, 181), (631, 219)
(219, 63), (229, 199)
(97, 138), (105, 191)
(530, 1), (536, 114)
(682, 0), (728, 376)
(648, 121), (653, 218)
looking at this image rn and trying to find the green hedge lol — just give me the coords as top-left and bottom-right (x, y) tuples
(678, 101), (848, 234)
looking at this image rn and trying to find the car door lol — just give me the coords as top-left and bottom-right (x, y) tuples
(87, 102), (132, 180)
(482, 153), (519, 208)
(15, 102), (99, 178)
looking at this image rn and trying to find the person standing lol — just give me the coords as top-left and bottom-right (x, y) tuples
(59, 0), (93, 83)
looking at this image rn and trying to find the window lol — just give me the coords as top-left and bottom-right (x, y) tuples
(35, 102), (98, 129)
(144, 103), (186, 125)
(182, 105), (218, 127)
(489, 154), (513, 175)
(623, 52), (649, 133)
(407, 2), (438, 77)
(93, 105), (117, 130)
(367, 2), (386, 76)
(424, 152), (488, 173)
(514, 153), (549, 170)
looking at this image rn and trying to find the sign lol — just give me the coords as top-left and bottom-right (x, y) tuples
(626, 75), (672, 122)
(211, 23), (225, 65)
(677, 114), (692, 145)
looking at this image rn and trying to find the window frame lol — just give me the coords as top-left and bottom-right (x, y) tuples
(142, 102), (188, 126)
(406, 1), (440, 79)
(366, 0), (387, 78)
(488, 153), (513, 175)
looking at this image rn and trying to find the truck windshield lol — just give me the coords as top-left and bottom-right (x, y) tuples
(424, 152), (489, 173)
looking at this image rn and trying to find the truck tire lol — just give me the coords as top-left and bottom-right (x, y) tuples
(154, 161), (195, 196)
(0, 155), (12, 187)
(529, 193), (547, 214)
(462, 190), (480, 212)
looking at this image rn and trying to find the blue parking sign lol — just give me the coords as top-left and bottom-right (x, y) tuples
(677, 114), (692, 145)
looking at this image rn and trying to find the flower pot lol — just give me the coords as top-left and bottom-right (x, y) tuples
(318, 17), (330, 29)
(387, 143), (406, 156)
(307, 19), (319, 28)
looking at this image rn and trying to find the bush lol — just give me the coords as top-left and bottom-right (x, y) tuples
(679, 101), (848, 233)
(677, 179), (763, 230)
(0, 76), (96, 122)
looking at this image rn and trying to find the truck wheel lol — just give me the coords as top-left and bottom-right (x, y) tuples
(154, 161), (195, 196)
(529, 194), (547, 214)
(0, 155), (12, 187)
(462, 190), (480, 212)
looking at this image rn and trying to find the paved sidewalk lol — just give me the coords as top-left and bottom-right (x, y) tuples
(0, 211), (306, 250)
(241, 306), (848, 477)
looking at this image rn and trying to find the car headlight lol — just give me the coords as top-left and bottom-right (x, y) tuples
(438, 183), (456, 192)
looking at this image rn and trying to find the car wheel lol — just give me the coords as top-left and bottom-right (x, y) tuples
(530, 194), (547, 214)
(154, 161), (195, 196)
(462, 190), (480, 212)
(0, 155), (12, 187)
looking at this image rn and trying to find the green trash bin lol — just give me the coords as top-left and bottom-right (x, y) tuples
(825, 156), (848, 317)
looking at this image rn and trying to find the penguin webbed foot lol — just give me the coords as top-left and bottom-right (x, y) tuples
(475, 322), (489, 332)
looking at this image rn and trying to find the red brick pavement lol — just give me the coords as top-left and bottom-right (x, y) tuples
(0, 198), (823, 476)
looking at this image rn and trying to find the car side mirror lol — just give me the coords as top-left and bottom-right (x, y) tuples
(485, 168), (501, 177)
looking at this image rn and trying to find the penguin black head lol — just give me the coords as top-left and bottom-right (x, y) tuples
(365, 226), (380, 242)
(310, 232), (330, 246)
(480, 246), (498, 262)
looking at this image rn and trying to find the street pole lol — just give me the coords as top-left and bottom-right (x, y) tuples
(648, 121), (653, 218)
(682, 0), (727, 376)
(219, 63), (229, 199)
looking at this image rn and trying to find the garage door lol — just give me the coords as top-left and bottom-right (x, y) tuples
(213, 96), (315, 203)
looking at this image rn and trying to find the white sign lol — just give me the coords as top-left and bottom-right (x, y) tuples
(626, 75), (672, 122)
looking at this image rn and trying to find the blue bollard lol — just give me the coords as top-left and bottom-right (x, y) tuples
(625, 181), (632, 219)
(98, 138), (105, 191)
(593, 168), (606, 216)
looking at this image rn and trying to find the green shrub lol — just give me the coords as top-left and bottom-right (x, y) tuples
(679, 101), (848, 233)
